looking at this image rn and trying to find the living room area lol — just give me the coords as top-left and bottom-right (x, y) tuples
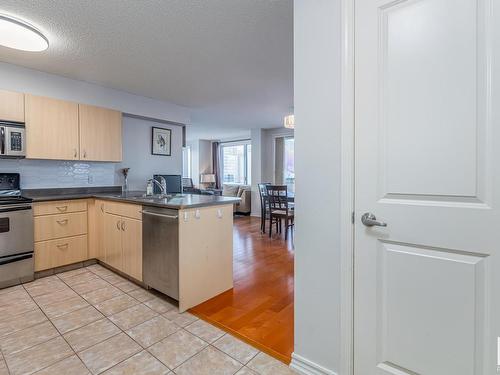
(184, 125), (296, 363)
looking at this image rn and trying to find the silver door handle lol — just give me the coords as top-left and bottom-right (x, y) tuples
(121, 221), (125, 231)
(141, 210), (178, 220)
(116, 220), (121, 230)
(361, 213), (387, 227)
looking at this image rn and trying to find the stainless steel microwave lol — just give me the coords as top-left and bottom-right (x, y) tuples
(0, 122), (25, 158)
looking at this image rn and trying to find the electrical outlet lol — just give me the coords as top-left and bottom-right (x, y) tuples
(195, 209), (201, 219)
(87, 175), (94, 184)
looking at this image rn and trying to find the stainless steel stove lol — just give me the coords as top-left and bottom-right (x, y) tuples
(0, 173), (34, 288)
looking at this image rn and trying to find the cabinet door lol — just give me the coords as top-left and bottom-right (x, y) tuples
(25, 94), (79, 160)
(79, 104), (122, 162)
(121, 217), (142, 281)
(95, 200), (106, 261)
(104, 213), (123, 271)
(88, 199), (105, 261)
(0, 90), (24, 122)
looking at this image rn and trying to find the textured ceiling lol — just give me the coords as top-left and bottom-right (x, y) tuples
(0, 0), (293, 134)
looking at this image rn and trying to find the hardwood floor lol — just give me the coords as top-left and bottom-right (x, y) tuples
(189, 216), (294, 364)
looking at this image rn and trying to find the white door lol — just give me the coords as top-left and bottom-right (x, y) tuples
(354, 0), (500, 374)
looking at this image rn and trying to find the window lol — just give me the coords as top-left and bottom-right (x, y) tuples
(284, 137), (294, 193)
(182, 146), (191, 178)
(221, 141), (251, 185)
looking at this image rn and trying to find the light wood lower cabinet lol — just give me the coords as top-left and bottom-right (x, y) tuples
(34, 212), (88, 242)
(104, 213), (123, 271)
(102, 204), (142, 281)
(88, 199), (105, 261)
(33, 200), (89, 271)
(35, 235), (88, 271)
(122, 217), (142, 281)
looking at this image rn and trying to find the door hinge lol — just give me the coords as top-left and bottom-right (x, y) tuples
(351, 211), (355, 224)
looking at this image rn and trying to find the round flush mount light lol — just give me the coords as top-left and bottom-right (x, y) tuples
(0, 14), (48, 52)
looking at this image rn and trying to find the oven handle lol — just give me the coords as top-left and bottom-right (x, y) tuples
(0, 205), (32, 213)
(0, 252), (33, 266)
(0, 127), (4, 155)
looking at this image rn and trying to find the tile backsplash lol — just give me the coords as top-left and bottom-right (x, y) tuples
(0, 159), (116, 189)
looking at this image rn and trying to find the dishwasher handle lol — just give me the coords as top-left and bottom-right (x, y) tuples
(141, 210), (179, 220)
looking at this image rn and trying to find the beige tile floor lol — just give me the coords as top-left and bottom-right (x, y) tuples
(0, 264), (296, 375)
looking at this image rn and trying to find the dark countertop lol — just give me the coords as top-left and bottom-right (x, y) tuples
(23, 187), (240, 209)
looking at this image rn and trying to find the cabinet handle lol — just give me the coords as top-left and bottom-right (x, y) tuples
(83, 150), (87, 158)
(57, 243), (69, 249)
(121, 221), (125, 231)
(73, 149), (77, 158)
(56, 219), (68, 225)
(100, 203), (104, 213)
(56, 206), (68, 212)
(116, 220), (121, 230)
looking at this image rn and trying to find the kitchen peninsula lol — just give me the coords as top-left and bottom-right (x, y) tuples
(25, 188), (240, 312)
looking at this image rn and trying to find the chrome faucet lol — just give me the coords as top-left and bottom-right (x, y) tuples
(148, 176), (167, 198)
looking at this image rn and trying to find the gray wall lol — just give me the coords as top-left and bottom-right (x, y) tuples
(293, 0), (342, 373)
(0, 62), (189, 190)
(118, 116), (184, 191)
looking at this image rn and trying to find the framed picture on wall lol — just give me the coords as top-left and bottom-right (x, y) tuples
(151, 126), (172, 156)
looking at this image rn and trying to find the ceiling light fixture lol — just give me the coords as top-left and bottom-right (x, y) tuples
(0, 14), (48, 52)
(284, 114), (294, 129)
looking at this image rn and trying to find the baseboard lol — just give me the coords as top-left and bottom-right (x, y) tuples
(290, 353), (338, 375)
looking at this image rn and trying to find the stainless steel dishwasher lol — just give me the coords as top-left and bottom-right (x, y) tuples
(142, 206), (179, 300)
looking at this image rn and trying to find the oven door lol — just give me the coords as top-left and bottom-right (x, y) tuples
(0, 204), (33, 258)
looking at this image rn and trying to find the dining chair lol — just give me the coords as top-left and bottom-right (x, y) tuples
(258, 183), (271, 233)
(266, 185), (294, 240)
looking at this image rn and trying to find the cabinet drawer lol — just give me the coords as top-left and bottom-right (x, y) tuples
(34, 212), (88, 241)
(34, 200), (88, 216)
(35, 235), (88, 271)
(104, 201), (142, 220)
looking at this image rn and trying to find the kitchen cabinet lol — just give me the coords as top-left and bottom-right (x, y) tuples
(121, 217), (142, 281)
(25, 94), (79, 160)
(88, 199), (106, 261)
(35, 235), (88, 271)
(103, 202), (142, 281)
(79, 104), (122, 162)
(33, 200), (89, 272)
(104, 213), (123, 271)
(0, 90), (24, 122)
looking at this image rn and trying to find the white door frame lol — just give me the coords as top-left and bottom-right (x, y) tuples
(339, 0), (355, 374)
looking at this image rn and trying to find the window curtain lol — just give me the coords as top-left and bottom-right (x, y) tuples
(212, 141), (222, 189)
(274, 137), (285, 184)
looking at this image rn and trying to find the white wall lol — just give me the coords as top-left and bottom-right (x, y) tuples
(198, 140), (213, 187)
(0, 62), (190, 123)
(250, 128), (264, 217)
(0, 62), (190, 190)
(261, 127), (294, 184)
(187, 139), (213, 186)
(293, 0), (343, 374)
(118, 116), (183, 191)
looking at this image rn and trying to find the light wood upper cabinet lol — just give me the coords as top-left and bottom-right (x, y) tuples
(0, 90), (24, 123)
(79, 104), (122, 162)
(25, 94), (79, 160)
(122, 217), (142, 281)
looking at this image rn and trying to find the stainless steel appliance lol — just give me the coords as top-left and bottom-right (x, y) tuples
(0, 173), (34, 288)
(142, 207), (179, 299)
(0, 122), (26, 158)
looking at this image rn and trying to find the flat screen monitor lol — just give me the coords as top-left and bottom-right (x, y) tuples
(153, 174), (182, 194)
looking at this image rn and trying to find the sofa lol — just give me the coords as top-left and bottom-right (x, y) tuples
(222, 184), (251, 214)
